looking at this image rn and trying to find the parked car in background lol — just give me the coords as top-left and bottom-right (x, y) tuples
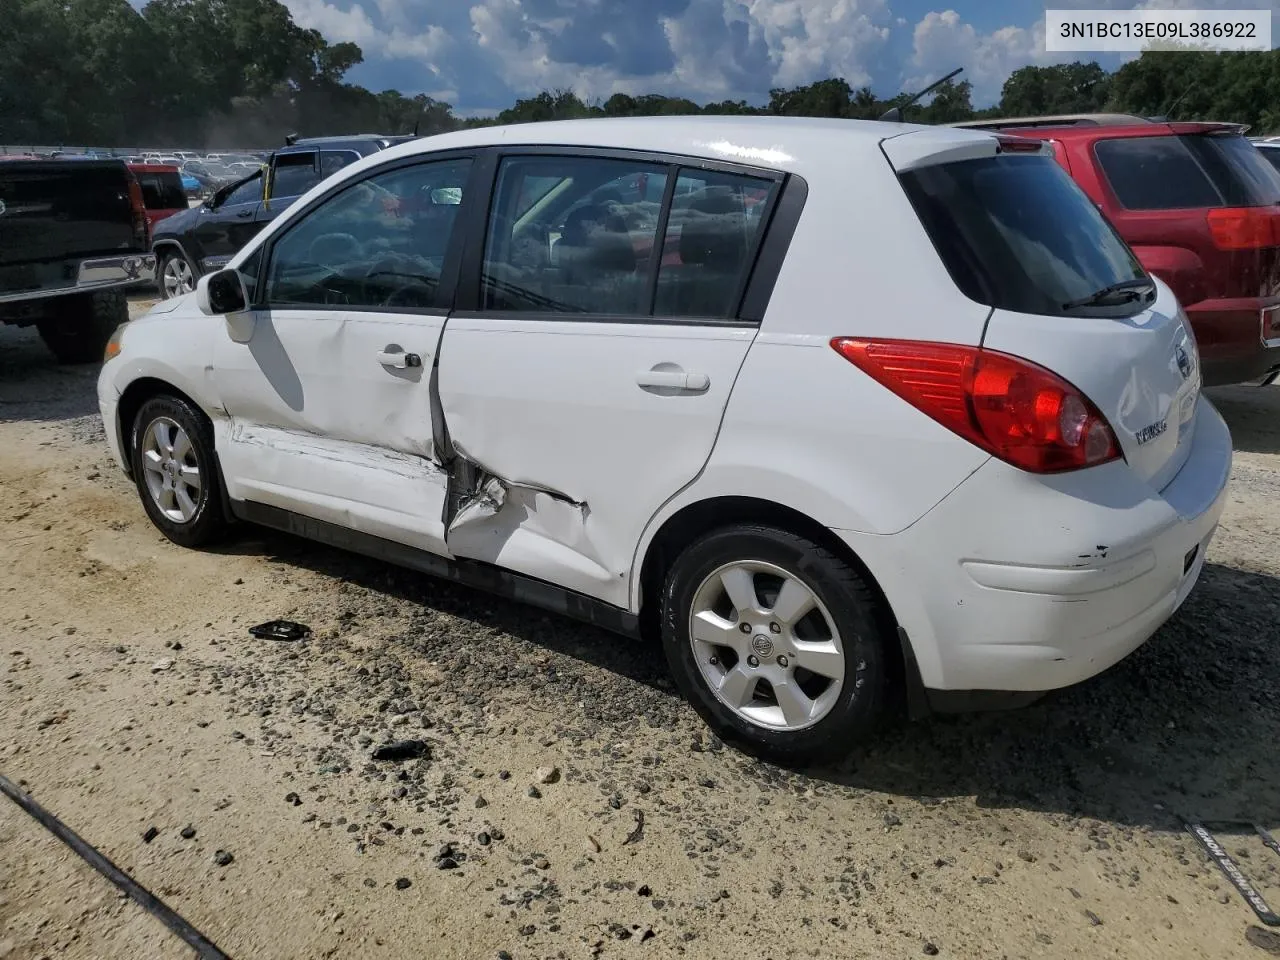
(183, 159), (239, 193)
(955, 114), (1280, 385)
(101, 117), (1230, 761)
(126, 163), (188, 244)
(150, 133), (414, 298)
(1, 158), (153, 362)
(1250, 137), (1280, 173)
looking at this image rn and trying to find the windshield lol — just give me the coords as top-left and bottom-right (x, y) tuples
(900, 154), (1148, 317)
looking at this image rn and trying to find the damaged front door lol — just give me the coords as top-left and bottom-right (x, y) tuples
(437, 155), (779, 607)
(213, 156), (473, 555)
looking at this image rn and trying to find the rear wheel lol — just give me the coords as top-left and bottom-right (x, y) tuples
(660, 524), (892, 764)
(35, 290), (127, 365)
(130, 395), (228, 548)
(158, 250), (196, 299)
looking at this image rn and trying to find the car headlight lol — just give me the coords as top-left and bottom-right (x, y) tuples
(104, 321), (129, 361)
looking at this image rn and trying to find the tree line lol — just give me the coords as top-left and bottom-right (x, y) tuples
(5, 0), (1280, 149)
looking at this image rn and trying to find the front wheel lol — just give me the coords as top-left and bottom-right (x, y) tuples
(157, 250), (197, 299)
(130, 395), (228, 548)
(660, 524), (893, 764)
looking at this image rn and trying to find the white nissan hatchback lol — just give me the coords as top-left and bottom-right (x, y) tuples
(98, 116), (1232, 762)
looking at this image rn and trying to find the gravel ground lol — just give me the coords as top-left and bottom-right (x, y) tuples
(1, 298), (1279, 960)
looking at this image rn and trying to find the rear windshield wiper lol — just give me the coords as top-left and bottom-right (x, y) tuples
(1062, 278), (1155, 310)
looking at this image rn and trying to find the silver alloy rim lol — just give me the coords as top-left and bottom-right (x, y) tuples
(689, 560), (845, 732)
(162, 256), (195, 298)
(141, 417), (201, 523)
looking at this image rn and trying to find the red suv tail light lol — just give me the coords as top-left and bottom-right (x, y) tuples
(831, 338), (1122, 473)
(125, 173), (148, 247)
(1206, 205), (1280, 250)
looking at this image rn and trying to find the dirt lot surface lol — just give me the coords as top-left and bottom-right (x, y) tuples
(2, 296), (1280, 960)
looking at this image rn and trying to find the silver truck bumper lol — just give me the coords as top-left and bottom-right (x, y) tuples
(0, 254), (156, 304)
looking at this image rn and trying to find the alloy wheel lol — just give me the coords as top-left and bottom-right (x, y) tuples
(688, 560), (845, 732)
(161, 256), (195, 298)
(140, 417), (202, 523)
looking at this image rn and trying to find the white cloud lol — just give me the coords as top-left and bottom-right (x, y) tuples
(908, 9), (1062, 105)
(746, 0), (891, 88)
(284, 0), (380, 46)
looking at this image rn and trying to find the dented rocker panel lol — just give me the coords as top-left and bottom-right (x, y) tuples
(233, 499), (641, 637)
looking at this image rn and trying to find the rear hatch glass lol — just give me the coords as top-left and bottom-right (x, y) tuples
(898, 150), (1200, 487)
(1093, 132), (1280, 301)
(1095, 134), (1280, 209)
(899, 153), (1149, 319)
(136, 171), (187, 210)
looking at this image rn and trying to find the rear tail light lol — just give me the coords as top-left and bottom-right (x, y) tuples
(125, 173), (148, 247)
(1206, 206), (1280, 250)
(830, 338), (1122, 473)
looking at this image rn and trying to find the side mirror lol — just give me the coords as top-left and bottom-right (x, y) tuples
(198, 268), (248, 314)
(197, 269), (256, 342)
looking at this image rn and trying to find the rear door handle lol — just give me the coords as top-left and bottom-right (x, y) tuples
(636, 369), (710, 393)
(377, 348), (422, 369)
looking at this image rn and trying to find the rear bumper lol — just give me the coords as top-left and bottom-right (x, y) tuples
(1185, 298), (1280, 385)
(0, 253), (156, 305)
(837, 399), (1232, 700)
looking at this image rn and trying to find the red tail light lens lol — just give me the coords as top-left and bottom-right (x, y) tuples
(1206, 206), (1280, 250)
(125, 173), (148, 247)
(830, 338), (1122, 473)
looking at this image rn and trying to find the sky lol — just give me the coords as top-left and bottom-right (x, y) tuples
(271, 0), (1280, 115)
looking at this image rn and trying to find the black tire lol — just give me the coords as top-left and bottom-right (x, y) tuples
(129, 394), (228, 548)
(156, 249), (197, 300)
(35, 290), (127, 364)
(660, 524), (892, 765)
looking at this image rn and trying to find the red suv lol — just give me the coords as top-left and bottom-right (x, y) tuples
(125, 163), (188, 243)
(957, 114), (1280, 386)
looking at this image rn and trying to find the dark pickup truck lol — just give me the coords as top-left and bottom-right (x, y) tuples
(0, 159), (156, 363)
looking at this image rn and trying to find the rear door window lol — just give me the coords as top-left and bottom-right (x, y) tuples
(271, 151), (320, 200)
(1093, 137), (1222, 210)
(900, 154), (1148, 318)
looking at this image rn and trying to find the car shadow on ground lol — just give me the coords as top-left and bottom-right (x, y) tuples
(1208, 383), (1280, 456)
(815, 558), (1280, 831)
(221, 519), (1280, 832)
(0, 324), (102, 424)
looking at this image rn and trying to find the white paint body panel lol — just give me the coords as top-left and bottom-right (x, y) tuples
(98, 115), (1235, 701)
(982, 278), (1201, 489)
(830, 399), (1231, 691)
(438, 317), (754, 606)
(212, 308), (450, 555)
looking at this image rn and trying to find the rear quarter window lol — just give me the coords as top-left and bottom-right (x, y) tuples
(899, 154), (1148, 318)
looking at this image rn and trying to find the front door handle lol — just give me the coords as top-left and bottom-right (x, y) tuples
(636, 369), (710, 393)
(377, 348), (422, 369)
(236, 209), (253, 219)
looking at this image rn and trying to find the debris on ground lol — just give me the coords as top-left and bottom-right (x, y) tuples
(370, 739), (430, 762)
(248, 620), (312, 642)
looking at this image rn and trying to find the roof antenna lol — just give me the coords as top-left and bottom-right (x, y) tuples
(413, 118), (420, 136)
(878, 67), (964, 124)
(284, 133), (298, 147)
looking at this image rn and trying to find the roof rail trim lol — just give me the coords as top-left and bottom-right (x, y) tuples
(948, 113), (1153, 130)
